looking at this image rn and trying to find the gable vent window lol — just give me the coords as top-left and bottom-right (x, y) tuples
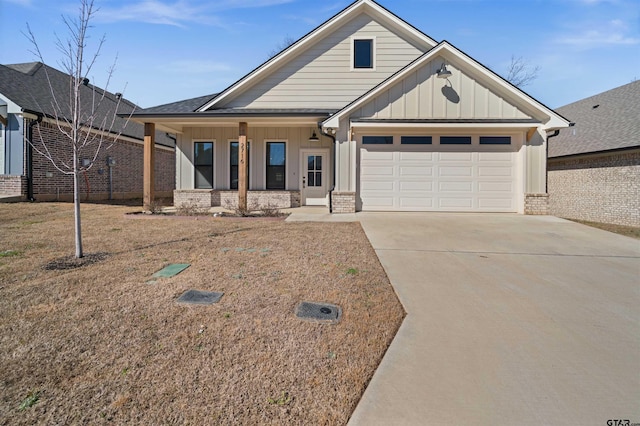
(354, 39), (374, 69)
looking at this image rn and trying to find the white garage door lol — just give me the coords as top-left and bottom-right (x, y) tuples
(359, 135), (521, 212)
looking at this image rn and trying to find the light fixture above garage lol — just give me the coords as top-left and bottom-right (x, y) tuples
(309, 130), (320, 142)
(437, 63), (452, 79)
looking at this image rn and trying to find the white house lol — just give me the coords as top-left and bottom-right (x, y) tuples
(131, 0), (569, 214)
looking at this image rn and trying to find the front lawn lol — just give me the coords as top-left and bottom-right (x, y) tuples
(0, 202), (404, 425)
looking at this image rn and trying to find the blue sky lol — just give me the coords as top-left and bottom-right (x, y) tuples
(1, 0), (638, 109)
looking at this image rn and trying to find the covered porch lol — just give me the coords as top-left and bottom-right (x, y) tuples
(136, 111), (336, 212)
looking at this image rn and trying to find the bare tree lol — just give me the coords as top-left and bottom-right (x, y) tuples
(25, 0), (131, 258)
(505, 55), (540, 88)
(268, 35), (297, 59)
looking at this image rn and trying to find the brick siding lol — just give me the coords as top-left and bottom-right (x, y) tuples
(548, 150), (640, 227)
(0, 175), (26, 199)
(524, 193), (549, 215)
(174, 190), (301, 209)
(331, 192), (356, 213)
(27, 119), (175, 201)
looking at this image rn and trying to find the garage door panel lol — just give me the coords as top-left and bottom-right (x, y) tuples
(362, 181), (395, 191)
(399, 152), (434, 160)
(361, 166), (394, 176)
(478, 198), (514, 209)
(440, 181), (473, 192)
(478, 152), (513, 160)
(362, 150), (394, 160)
(439, 152), (473, 161)
(400, 197), (434, 208)
(400, 181), (434, 191)
(400, 166), (433, 176)
(478, 166), (513, 177)
(363, 197), (395, 208)
(440, 166), (473, 177)
(479, 181), (513, 192)
(439, 198), (474, 208)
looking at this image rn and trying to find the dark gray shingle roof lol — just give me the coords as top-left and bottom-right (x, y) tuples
(549, 80), (640, 157)
(0, 62), (174, 147)
(136, 93), (218, 114)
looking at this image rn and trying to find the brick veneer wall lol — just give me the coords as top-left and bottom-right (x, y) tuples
(524, 193), (549, 215)
(548, 150), (640, 227)
(29, 120), (175, 201)
(331, 192), (356, 213)
(174, 190), (301, 210)
(0, 175), (26, 198)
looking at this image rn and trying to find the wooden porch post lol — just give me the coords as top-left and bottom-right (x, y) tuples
(238, 122), (248, 212)
(143, 122), (155, 211)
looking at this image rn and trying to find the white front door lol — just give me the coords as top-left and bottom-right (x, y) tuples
(300, 150), (329, 206)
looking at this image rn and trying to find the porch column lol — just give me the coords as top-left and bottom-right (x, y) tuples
(143, 122), (155, 211)
(238, 122), (248, 211)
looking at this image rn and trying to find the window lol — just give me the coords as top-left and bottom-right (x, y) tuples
(480, 136), (511, 145)
(194, 141), (213, 189)
(266, 142), (286, 190)
(354, 39), (373, 69)
(440, 136), (471, 145)
(363, 136), (393, 145)
(401, 136), (432, 145)
(230, 141), (250, 190)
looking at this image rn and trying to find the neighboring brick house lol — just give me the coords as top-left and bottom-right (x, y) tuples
(548, 81), (639, 227)
(0, 62), (175, 202)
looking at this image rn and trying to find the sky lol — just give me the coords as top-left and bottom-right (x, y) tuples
(1, 0), (638, 109)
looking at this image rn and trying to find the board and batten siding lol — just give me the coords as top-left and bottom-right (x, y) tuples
(176, 126), (333, 191)
(351, 57), (533, 120)
(221, 13), (427, 110)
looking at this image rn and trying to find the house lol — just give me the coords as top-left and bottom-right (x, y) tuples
(548, 81), (639, 227)
(130, 0), (569, 214)
(0, 62), (175, 202)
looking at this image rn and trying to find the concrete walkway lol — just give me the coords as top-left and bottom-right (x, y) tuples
(342, 213), (640, 425)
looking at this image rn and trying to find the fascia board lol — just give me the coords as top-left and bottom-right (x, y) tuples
(198, 0), (437, 112)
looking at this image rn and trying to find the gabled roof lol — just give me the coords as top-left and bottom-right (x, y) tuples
(198, 0), (437, 112)
(0, 62), (174, 147)
(322, 41), (570, 131)
(549, 80), (640, 158)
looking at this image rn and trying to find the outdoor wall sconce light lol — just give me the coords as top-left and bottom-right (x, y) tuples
(437, 63), (452, 79)
(309, 130), (320, 142)
(81, 158), (91, 167)
(45, 171), (53, 178)
(107, 156), (116, 167)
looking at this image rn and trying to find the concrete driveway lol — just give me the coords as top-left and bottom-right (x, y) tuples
(348, 213), (640, 426)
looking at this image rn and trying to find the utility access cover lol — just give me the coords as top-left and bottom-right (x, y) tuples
(295, 302), (342, 324)
(152, 263), (190, 278)
(176, 289), (224, 305)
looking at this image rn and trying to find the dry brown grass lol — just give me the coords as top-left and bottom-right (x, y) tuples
(568, 219), (640, 240)
(0, 202), (404, 425)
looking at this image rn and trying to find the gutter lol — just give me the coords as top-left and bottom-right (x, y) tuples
(26, 113), (43, 201)
(545, 123), (574, 192)
(320, 127), (337, 213)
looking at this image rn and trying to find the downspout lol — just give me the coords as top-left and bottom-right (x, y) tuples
(545, 124), (572, 192)
(27, 114), (43, 201)
(320, 127), (337, 213)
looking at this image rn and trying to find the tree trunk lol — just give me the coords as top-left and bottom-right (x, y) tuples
(73, 155), (83, 258)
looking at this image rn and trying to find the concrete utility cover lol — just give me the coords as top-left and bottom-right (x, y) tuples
(152, 263), (190, 278)
(176, 289), (224, 305)
(295, 302), (342, 324)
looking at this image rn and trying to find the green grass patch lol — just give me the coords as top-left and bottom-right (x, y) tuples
(0, 250), (21, 258)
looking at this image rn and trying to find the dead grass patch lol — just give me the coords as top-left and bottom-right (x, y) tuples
(0, 202), (404, 425)
(568, 219), (640, 239)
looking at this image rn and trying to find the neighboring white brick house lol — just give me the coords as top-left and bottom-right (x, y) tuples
(548, 81), (640, 227)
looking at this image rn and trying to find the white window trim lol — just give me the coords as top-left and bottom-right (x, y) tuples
(350, 36), (376, 71)
(263, 140), (288, 190)
(228, 139), (252, 190)
(193, 139), (215, 190)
